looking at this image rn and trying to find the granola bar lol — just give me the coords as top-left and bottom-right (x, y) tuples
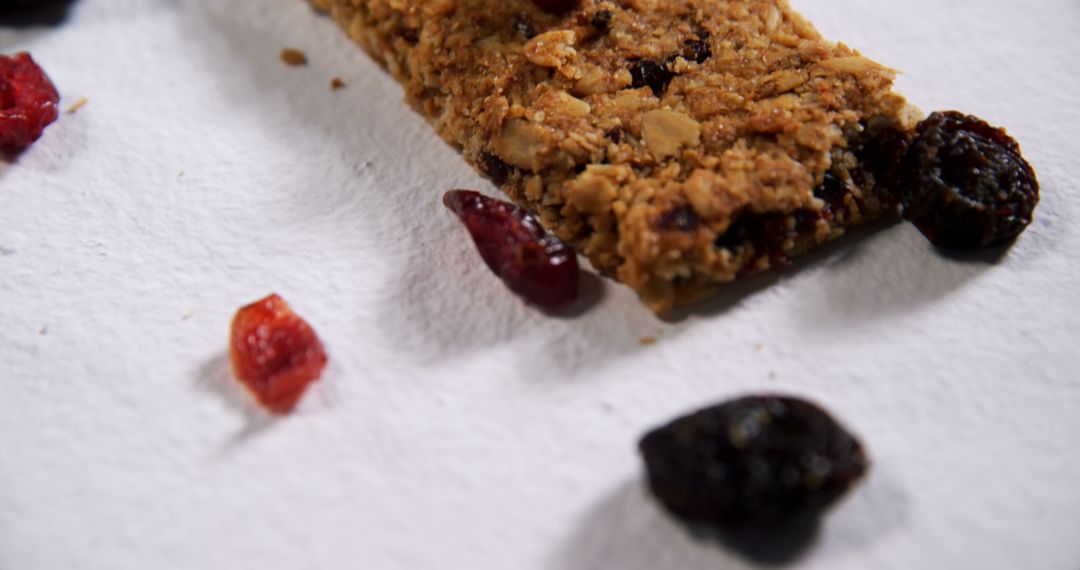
(314, 0), (920, 312)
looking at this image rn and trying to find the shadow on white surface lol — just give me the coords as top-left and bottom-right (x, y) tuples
(174, 1), (662, 381)
(193, 351), (280, 452)
(555, 471), (908, 569)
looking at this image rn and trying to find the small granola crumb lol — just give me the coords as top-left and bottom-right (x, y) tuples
(65, 97), (89, 114)
(280, 48), (308, 66)
(330, 77), (346, 90)
(640, 336), (658, 346)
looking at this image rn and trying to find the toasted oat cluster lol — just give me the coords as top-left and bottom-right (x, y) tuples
(315, 0), (919, 312)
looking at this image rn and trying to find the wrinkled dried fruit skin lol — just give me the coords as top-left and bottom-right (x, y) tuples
(530, 0), (579, 15)
(902, 111), (1039, 249)
(230, 294), (328, 414)
(628, 59), (674, 96)
(0, 52), (60, 152)
(640, 395), (868, 529)
(444, 190), (579, 309)
(682, 31), (712, 64)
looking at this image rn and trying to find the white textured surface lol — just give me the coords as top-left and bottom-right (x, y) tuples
(1, 0), (1078, 568)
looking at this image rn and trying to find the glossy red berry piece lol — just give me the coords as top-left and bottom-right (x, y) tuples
(229, 294), (328, 414)
(0, 52), (60, 152)
(443, 189), (579, 309)
(531, 0), (579, 15)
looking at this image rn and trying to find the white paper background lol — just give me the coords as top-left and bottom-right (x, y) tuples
(1, 1), (1078, 568)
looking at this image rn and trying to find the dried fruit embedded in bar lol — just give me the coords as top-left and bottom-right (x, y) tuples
(229, 294), (328, 414)
(443, 189), (579, 309)
(639, 395), (868, 529)
(628, 59), (674, 96)
(589, 10), (612, 33)
(0, 53), (60, 152)
(682, 32), (712, 64)
(901, 111), (1039, 249)
(530, 0), (579, 15)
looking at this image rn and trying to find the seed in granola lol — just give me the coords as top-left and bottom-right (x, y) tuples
(639, 395), (868, 529)
(514, 14), (537, 40)
(443, 190), (579, 309)
(589, 10), (612, 33)
(901, 111), (1039, 249)
(280, 48), (307, 66)
(478, 152), (513, 186)
(628, 59), (674, 96)
(530, 0), (579, 15)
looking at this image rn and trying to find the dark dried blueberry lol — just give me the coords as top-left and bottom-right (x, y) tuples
(589, 10), (612, 32)
(628, 59), (674, 95)
(477, 152), (513, 186)
(443, 190), (579, 309)
(530, 0), (579, 15)
(902, 111), (1039, 249)
(855, 125), (910, 205)
(514, 14), (537, 40)
(604, 126), (624, 143)
(682, 35), (712, 64)
(640, 395), (868, 529)
(657, 205), (701, 232)
(813, 172), (848, 219)
(715, 213), (790, 265)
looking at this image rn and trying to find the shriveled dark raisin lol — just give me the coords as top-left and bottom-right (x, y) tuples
(443, 190), (579, 309)
(589, 10), (612, 32)
(514, 14), (537, 39)
(640, 395), (868, 529)
(477, 152), (513, 186)
(657, 205), (701, 232)
(604, 126), (624, 143)
(530, 0), (579, 15)
(628, 59), (674, 95)
(901, 111), (1039, 250)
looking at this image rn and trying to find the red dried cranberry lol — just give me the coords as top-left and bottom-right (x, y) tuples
(230, 294), (328, 414)
(0, 52), (60, 152)
(530, 0), (579, 15)
(640, 395), (868, 529)
(902, 111), (1039, 249)
(443, 190), (579, 309)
